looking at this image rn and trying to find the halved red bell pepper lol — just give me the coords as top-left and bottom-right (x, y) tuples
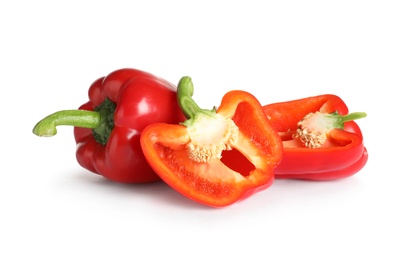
(33, 68), (185, 183)
(140, 77), (283, 207)
(262, 94), (368, 180)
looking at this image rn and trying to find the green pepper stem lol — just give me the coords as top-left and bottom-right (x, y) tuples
(177, 76), (201, 119)
(337, 112), (367, 123)
(177, 76), (216, 125)
(326, 111), (367, 130)
(33, 110), (100, 137)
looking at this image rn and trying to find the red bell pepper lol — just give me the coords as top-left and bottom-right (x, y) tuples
(262, 94), (368, 180)
(140, 77), (283, 207)
(33, 68), (185, 183)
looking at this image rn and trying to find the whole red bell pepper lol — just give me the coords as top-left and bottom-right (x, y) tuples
(262, 94), (368, 180)
(140, 76), (283, 207)
(33, 68), (185, 183)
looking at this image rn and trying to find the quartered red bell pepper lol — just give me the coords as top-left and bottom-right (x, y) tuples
(140, 77), (283, 207)
(262, 94), (368, 180)
(33, 68), (185, 183)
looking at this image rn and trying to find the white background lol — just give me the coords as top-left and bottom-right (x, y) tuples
(1, 1), (406, 259)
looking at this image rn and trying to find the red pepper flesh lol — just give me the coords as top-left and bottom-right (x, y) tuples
(33, 68), (185, 183)
(262, 94), (368, 180)
(140, 77), (283, 207)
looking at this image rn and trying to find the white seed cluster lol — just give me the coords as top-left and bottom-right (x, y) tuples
(187, 118), (239, 163)
(294, 112), (327, 148)
(294, 128), (327, 148)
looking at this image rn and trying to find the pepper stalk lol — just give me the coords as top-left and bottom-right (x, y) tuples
(177, 76), (239, 163)
(32, 98), (116, 145)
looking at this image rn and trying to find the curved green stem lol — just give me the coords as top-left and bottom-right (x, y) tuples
(33, 110), (100, 137)
(33, 98), (116, 145)
(177, 76), (216, 126)
(177, 76), (202, 119)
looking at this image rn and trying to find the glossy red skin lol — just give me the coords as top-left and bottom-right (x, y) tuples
(140, 90), (283, 207)
(263, 94), (368, 180)
(74, 68), (185, 183)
